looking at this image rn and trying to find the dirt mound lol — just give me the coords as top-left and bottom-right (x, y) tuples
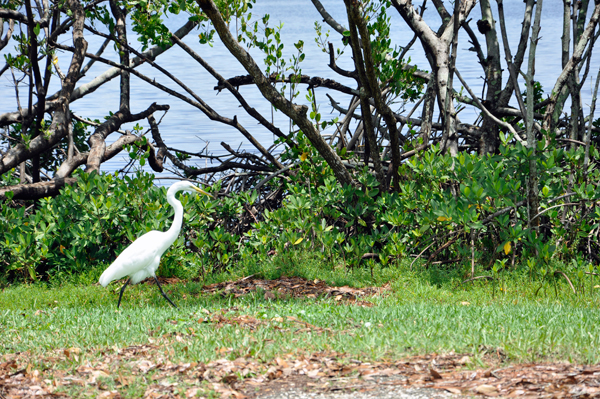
(200, 276), (390, 305)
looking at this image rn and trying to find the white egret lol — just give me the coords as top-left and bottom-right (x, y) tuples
(99, 181), (212, 308)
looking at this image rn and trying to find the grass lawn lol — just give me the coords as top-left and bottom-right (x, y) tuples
(1, 252), (600, 397)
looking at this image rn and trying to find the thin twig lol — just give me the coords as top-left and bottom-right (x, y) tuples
(554, 271), (576, 294)
(462, 275), (494, 284)
(410, 241), (436, 270)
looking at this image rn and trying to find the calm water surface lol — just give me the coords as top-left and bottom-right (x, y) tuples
(1, 1), (598, 178)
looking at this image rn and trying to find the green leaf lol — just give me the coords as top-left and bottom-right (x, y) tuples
(5, 191), (14, 201)
(33, 24), (41, 36)
(342, 30), (351, 37)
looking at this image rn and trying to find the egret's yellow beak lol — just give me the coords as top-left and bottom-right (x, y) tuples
(193, 185), (214, 198)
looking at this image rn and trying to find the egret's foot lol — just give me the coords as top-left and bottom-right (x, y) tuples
(117, 278), (131, 308)
(154, 277), (178, 308)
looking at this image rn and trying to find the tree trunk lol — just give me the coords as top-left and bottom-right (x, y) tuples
(391, 0), (476, 156)
(478, 0), (502, 154)
(526, 0), (543, 229)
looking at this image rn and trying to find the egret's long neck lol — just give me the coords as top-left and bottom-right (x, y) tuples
(162, 192), (184, 251)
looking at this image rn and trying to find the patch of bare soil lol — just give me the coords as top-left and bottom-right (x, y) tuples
(199, 275), (390, 306)
(2, 348), (600, 398)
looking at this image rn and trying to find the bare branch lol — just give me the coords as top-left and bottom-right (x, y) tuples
(454, 69), (525, 143)
(85, 103), (169, 173)
(0, 0), (87, 175)
(544, 3), (600, 130)
(0, 18), (15, 52)
(214, 73), (359, 97)
(0, 177), (77, 201)
(197, 0), (356, 187)
(171, 34), (295, 149)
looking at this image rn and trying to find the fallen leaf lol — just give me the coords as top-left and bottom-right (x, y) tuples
(264, 291), (275, 300)
(440, 386), (462, 394)
(429, 367), (443, 379)
(475, 384), (499, 396)
(458, 356), (471, 365)
(222, 374), (238, 384)
(307, 369), (321, 378)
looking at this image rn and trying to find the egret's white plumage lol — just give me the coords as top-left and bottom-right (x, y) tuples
(99, 181), (212, 307)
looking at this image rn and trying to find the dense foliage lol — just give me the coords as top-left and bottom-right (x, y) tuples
(2, 132), (599, 291)
(0, 173), (203, 284)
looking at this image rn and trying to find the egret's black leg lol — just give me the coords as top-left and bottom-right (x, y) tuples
(154, 276), (178, 308)
(117, 278), (131, 308)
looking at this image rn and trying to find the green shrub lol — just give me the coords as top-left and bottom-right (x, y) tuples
(2, 134), (599, 290)
(233, 135), (600, 285)
(0, 171), (206, 283)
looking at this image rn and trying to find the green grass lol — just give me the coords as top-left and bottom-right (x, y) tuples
(2, 252), (599, 363)
(3, 295), (600, 363)
(2, 252), (600, 397)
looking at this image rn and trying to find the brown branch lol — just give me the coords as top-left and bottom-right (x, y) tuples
(109, 0), (130, 114)
(0, 177), (77, 201)
(500, 0), (536, 105)
(554, 271), (576, 294)
(310, 0), (346, 36)
(347, 0), (402, 190)
(57, 38), (285, 173)
(220, 142), (267, 166)
(344, 0), (385, 184)
(0, 8), (49, 28)
(461, 19), (486, 67)
(147, 114), (167, 172)
(461, 275), (494, 284)
(428, 236), (459, 262)
(310, 0), (430, 82)
(64, 20), (196, 103)
(0, 21), (193, 127)
(183, 161), (274, 176)
(327, 42), (357, 79)
(214, 73), (359, 97)
(85, 103), (169, 173)
(0, 17), (15, 52)
(410, 241), (436, 269)
(55, 132), (164, 178)
(454, 68), (524, 143)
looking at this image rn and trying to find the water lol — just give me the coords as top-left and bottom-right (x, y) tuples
(1, 0), (598, 179)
